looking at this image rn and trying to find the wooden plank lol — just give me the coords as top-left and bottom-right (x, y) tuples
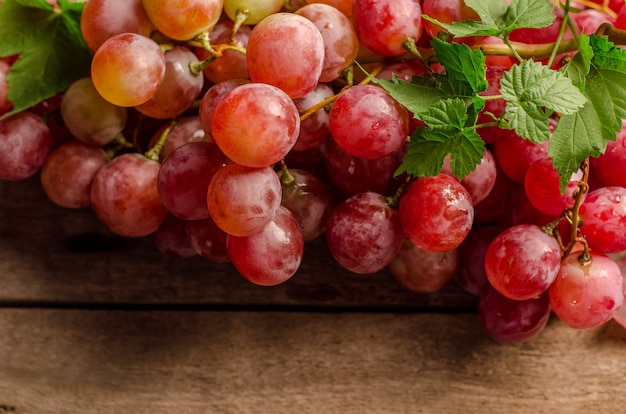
(1, 308), (626, 413)
(0, 176), (476, 309)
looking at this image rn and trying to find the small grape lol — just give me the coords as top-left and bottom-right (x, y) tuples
(0, 112), (52, 181)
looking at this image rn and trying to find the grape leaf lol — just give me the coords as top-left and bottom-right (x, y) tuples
(560, 33), (592, 92)
(0, 0), (92, 117)
(422, 0), (555, 39)
(431, 38), (488, 96)
(396, 98), (486, 180)
(589, 34), (626, 74)
(370, 75), (449, 116)
(500, 59), (587, 143)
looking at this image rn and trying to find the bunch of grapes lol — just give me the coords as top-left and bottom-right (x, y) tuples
(2, 0), (626, 343)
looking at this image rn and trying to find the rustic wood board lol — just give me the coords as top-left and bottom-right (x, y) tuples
(1, 309), (626, 414)
(0, 176), (476, 309)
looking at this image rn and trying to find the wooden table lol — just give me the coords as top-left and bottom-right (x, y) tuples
(2, 177), (626, 413)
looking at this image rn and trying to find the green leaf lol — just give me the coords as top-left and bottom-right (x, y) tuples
(0, 0), (92, 116)
(503, 0), (555, 33)
(370, 75), (449, 116)
(561, 33), (592, 92)
(589, 34), (626, 74)
(431, 38), (488, 96)
(421, 15), (501, 38)
(396, 98), (486, 180)
(465, 0), (507, 28)
(500, 60), (587, 142)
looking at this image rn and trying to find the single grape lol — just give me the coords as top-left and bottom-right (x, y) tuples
(484, 224), (562, 301)
(473, 167), (518, 225)
(148, 116), (207, 162)
(389, 238), (459, 293)
(60, 77), (128, 146)
(352, 0), (423, 57)
(550, 250), (624, 329)
(157, 141), (229, 220)
(90, 153), (167, 237)
(525, 157), (583, 217)
(479, 288), (551, 344)
(0, 112), (52, 181)
(223, 0), (284, 25)
(325, 192), (405, 274)
(211, 83), (300, 167)
(589, 121), (626, 187)
(579, 186), (626, 253)
(421, 0), (479, 43)
(198, 79), (251, 142)
(329, 84), (409, 159)
(227, 206), (304, 286)
(494, 131), (550, 184)
(246, 12), (325, 98)
(40, 140), (109, 209)
(135, 46), (205, 119)
(399, 174), (474, 253)
(142, 0), (223, 40)
(187, 215), (230, 263)
(455, 225), (501, 297)
(207, 163), (282, 237)
(440, 149), (497, 206)
(80, 0), (154, 52)
(91, 33), (166, 107)
(153, 214), (198, 259)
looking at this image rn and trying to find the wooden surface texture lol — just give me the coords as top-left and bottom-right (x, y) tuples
(2, 177), (626, 413)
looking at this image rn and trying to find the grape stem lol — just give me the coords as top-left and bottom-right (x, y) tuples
(546, 0), (573, 69)
(279, 159), (296, 187)
(145, 120), (176, 162)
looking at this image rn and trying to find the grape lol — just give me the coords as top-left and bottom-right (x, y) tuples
(153, 214), (197, 259)
(616, 4), (626, 29)
(399, 174), (474, 253)
(91, 33), (166, 107)
(295, 3), (359, 82)
(573, 8), (615, 34)
(329, 84), (410, 159)
(323, 137), (404, 196)
(525, 157), (584, 217)
(60, 77), (128, 146)
(194, 20), (251, 84)
(207, 163), (282, 237)
(352, 0), (423, 57)
(136, 46), (205, 119)
(389, 239), (459, 293)
(455, 225), (501, 297)
(187, 215), (230, 263)
(589, 120), (626, 187)
(484, 224), (562, 301)
(440, 149), (497, 206)
(506, 190), (558, 228)
(227, 206), (304, 286)
(148, 116), (207, 162)
(210, 83), (300, 167)
(246, 12), (325, 98)
(292, 83), (334, 151)
(198, 79), (251, 142)
(0, 112), (52, 181)
(325, 192), (405, 274)
(579, 186), (626, 253)
(90, 153), (167, 237)
(305, 0), (353, 16)
(376, 60), (427, 82)
(479, 288), (551, 344)
(550, 250), (624, 329)
(142, 0), (223, 41)
(40, 140), (109, 209)
(279, 168), (335, 242)
(494, 131), (550, 184)
(421, 0), (479, 42)
(80, 0), (154, 52)
(0, 59), (11, 115)
(223, 0), (284, 25)
(157, 141), (229, 220)
(473, 167), (517, 225)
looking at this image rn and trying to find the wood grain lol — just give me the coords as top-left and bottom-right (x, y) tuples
(0, 176), (476, 309)
(2, 309), (626, 414)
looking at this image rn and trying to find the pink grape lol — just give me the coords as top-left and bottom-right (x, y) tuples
(455, 225), (501, 297)
(90, 153), (167, 237)
(589, 121), (626, 187)
(325, 192), (405, 274)
(40, 140), (109, 209)
(142, 0), (223, 41)
(187, 215), (230, 263)
(157, 141), (229, 220)
(579, 186), (626, 253)
(440, 149), (497, 205)
(550, 250), (624, 329)
(484, 224), (562, 301)
(352, 0), (423, 57)
(80, 0), (154, 52)
(198, 79), (251, 142)
(246, 12), (325, 98)
(494, 132), (550, 184)
(305, 0), (353, 16)
(292, 83), (334, 151)
(295, 3), (359, 82)
(136, 46), (205, 119)
(207, 163), (282, 237)
(153, 214), (197, 259)
(329, 84), (410, 159)
(525, 157), (583, 217)
(421, 0), (480, 43)
(91, 33), (166, 107)
(479, 288), (551, 344)
(210, 83), (300, 167)
(223, 0), (284, 25)
(399, 174), (474, 253)
(227, 206), (304, 286)
(0, 112), (52, 181)
(389, 239), (459, 293)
